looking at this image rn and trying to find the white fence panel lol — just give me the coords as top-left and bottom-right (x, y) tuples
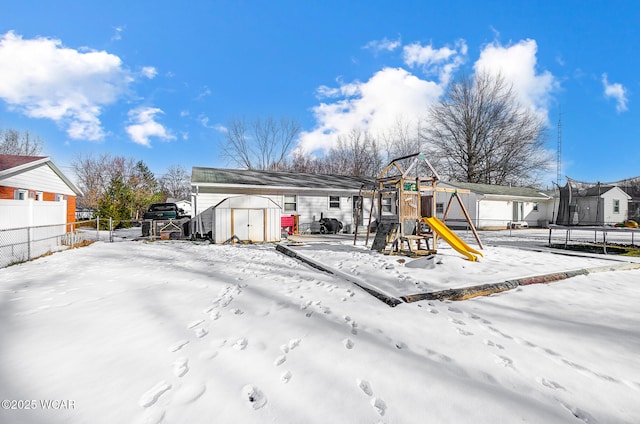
(0, 199), (67, 230)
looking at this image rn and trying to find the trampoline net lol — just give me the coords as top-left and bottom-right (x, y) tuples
(556, 177), (640, 225)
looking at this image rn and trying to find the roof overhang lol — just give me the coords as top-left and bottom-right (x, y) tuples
(0, 156), (83, 196)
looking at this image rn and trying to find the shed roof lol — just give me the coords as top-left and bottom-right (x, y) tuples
(192, 167), (374, 190)
(444, 181), (550, 199)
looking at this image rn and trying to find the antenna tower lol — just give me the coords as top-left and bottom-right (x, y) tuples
(557, 110), (562, 187)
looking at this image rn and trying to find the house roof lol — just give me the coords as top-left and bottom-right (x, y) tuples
(192, 167), (374, 190)
(443, 181), (551, 199)
(0, 155), (48, 172)
(0, 154), (83, 196)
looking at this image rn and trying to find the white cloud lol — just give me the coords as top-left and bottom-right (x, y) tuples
(297, 67), (443, 153)
(403, 40), (467, 85)
(0, 31), (132, 141)
(474, 39), (557, 122)
(125, 107), (175, 147)
(298, 40), (468, 154)
(196, 86), (212, 100)
(364, 37), (402, 54)
(602, 73), (628, 112)
(141, 66), (157, 79)
(111, 26), (124, 41)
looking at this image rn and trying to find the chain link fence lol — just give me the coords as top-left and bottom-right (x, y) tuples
(0, 217), (147, 268)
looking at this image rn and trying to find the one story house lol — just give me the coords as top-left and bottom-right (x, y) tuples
(556, 182), (632, 226)
(435, 181), (554, 230)
(0, 155), (82, 229)
(191, 167), (375, 240)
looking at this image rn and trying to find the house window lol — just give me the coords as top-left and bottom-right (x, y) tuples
(55, 194), (65, 202)
(532, 203), (539, 212)
(35, 191), (43, 201)
(14, 189), (27, 200)
(613, 199), (620, 214)
(381, 197), (392, 213)
(329, 196), (340, 209)
(284, 195), (297, 212)
(436, 202), (444, 214)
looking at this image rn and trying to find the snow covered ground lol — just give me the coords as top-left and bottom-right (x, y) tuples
(0, 229), (639, 424)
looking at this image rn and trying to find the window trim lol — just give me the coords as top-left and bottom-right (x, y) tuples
(381, 196), (393, 213)
(329, 195), (340, 209)
(284, 194), (297, 212)
(14, 189), (28, 200)
(613, 199), (620, 214)
(435, 202), (444, 214)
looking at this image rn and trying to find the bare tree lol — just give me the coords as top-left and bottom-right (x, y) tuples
(0, 128), (44, 156)
(159, 165), (191, 200)
(283, 129), (383, 177)
(327, 129), (383, 177)
(422, 72), (551, 186)
(380, 117), (423, 162)
(72, 154), (161, 218)
(223, 116), (300, 170)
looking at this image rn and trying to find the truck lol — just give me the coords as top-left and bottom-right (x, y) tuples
(142, 203), (191, 238)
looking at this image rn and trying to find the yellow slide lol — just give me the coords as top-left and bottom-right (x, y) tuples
(422, 217), (484, 262)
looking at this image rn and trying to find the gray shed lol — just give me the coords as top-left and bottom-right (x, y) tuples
(193, 195), (282, 243)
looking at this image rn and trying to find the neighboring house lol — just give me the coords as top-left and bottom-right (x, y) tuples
(437, 181), (553, 230)
(166, 198), (192, 217)
(556, 183), (632, 226)
(0, 155), (82, 229)
(191, 167), (375, 239)
(75, 200), (96, 221)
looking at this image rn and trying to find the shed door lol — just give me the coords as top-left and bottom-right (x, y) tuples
(233, 209), (265, 241)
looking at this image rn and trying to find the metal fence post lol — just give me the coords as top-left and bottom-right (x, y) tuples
(27, 227), (32, 261)
(96, 216), (100, 241)
(109, 217), (113, 242)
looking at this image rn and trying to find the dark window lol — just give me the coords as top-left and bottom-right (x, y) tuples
(329, 196), (340, 209)
(284, 195), (297, 212)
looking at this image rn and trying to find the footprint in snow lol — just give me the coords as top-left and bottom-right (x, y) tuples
(139, 381), (172, 407)
(281, 370), (292, 383)
(172, 357), (189, 377)
(241, 384), (267, 410)
(194, 328), (208, 338)
(537, 378), (565, 391)
(357, 379), (373, 396)
(456, 328), (474, 336)
(230, 308), (244, 315)
(168, 340), (189, 353)
(494, 355), (514, 368)
(483, 339), (504, 350)
(187, 319), (204, 329)
(371, 397), (387, 416)
(449, 318), (466, 326)
(343, 338), (355, 349)
(274, 355), (287, 366)
(209, 311), (221, 320)
(288, 338), (301, 350)
(233, 338), (248, 350)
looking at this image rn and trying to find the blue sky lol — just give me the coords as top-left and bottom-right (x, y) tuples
(1, 0), (638, 185)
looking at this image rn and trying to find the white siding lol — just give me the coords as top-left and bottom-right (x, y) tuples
(602, 187), (629, 224)
(194, 189), (372, 234)
(2, 164), (76, 195)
